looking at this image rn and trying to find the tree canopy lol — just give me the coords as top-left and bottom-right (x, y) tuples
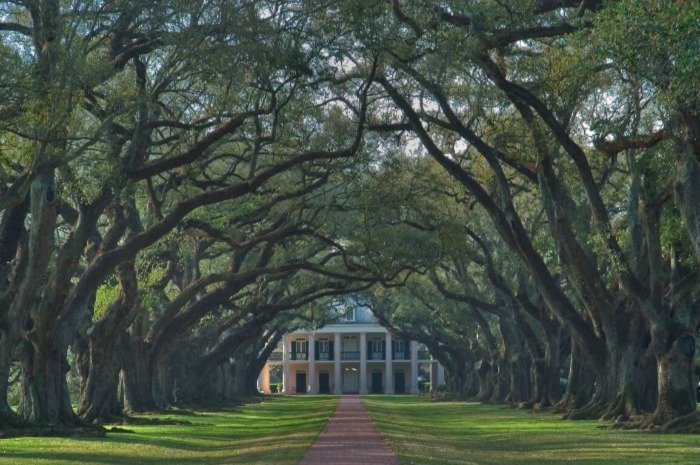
(0, 0), (698, 434)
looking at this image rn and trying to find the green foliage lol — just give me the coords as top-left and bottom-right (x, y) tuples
(592, 0), (700, 106)
(93, 282), (120, 322)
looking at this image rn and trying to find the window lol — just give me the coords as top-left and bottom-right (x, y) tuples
(370, 339), (384, 360)
(319, 340), (330, 353)
(339, 307), (356, 322)
(294, 340), (308, 355)
(394, 340), (406, 352)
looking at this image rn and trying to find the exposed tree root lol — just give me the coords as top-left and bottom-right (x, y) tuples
(0, 412), (31, 429)
(600, 391), (644, 422)
(532, 399), (553, 412)
(609, 412), (700, 434)
(517, 400), (537, 410)
(653, 412), (700, 434)
(550, 393), (589, 414)
(562, 400), (609, 420)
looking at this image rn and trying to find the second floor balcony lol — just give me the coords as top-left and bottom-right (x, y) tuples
(341, 351), (360, 360)
(291, 352), (307, 361)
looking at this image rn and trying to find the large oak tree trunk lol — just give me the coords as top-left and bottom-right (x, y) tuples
(0, 195), (29, 428)
(0, 354), (22, 427)
(119, 339), (156, 413)
(446, 360), (472, 398)
(14, 172), (74, 427)
(78, 258), (137, 423)
(151, 359), (173, 410)
(556, 339), (594, 413)
(77, 343), (121, 424)
(653, 326), (697, 424)
(539, 327), (563, 408)
(19, 345), (76, 426)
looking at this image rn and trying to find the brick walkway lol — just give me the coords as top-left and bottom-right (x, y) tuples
(298, 395), (399, 465)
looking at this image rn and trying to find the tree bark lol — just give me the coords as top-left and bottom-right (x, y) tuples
(18, 345), (76, 426)
(652, 324), (697, 423)
(674, 146), (700, 267)
(118, 338), (156, 413)
(556, 339), (594, 413)
(77, 342), (121, 423)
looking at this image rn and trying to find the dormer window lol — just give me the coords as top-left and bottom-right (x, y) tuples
(339, 308), (356, 322)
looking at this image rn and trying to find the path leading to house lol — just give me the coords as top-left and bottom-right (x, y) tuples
(298, 395), (399, 465)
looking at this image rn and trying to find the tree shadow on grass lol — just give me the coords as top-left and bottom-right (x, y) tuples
(4, 433), (314, 464)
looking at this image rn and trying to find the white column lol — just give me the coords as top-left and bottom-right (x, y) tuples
(437, 362), (445, 386)
(333, 333), (342, 394)
(262, 363), (271, 394)
(282, 334), (291, 394)
(359, 332), (367, 394)
(410, 340), (419, 394)
(258, 363), (271, 394)
(385, 332), (393, 394)
(430, 358), (438, 392)
(308, 332), (316, 394)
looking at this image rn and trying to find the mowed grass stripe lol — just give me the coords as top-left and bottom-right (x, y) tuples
(0, 396), (338, 465)
(362, 395), (699, 465)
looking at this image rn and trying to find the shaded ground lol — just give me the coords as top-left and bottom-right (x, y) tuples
(299, 395), (398, 465)
(0, 396), (338, 465)
(362, 396), (700, 465)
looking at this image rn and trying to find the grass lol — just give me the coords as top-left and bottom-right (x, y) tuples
(0, 395), (338, 465)
(362, 396), (700, 465)
(3, 394), (696, 464)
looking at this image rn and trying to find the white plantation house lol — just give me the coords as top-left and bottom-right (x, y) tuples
(258, 305), (445, 395)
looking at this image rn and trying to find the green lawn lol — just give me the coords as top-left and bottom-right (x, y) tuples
(363, 396), (700, 465)
(0, 396), (338, 465)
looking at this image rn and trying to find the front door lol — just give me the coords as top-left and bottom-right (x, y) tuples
(342, 368), (359, 393)
(371, 371), (383, 393)
(319, 372), (330, 394)
(394, 371), (406, 394)
(296, 372), (307, 394)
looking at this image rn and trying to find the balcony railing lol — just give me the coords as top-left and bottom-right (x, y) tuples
(341, 351), (360, 360)
(272, 349), (431, 362)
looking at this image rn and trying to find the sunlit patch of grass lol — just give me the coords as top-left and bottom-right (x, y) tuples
(363, 395), (699, 465)
(0, 396), (338, 465)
